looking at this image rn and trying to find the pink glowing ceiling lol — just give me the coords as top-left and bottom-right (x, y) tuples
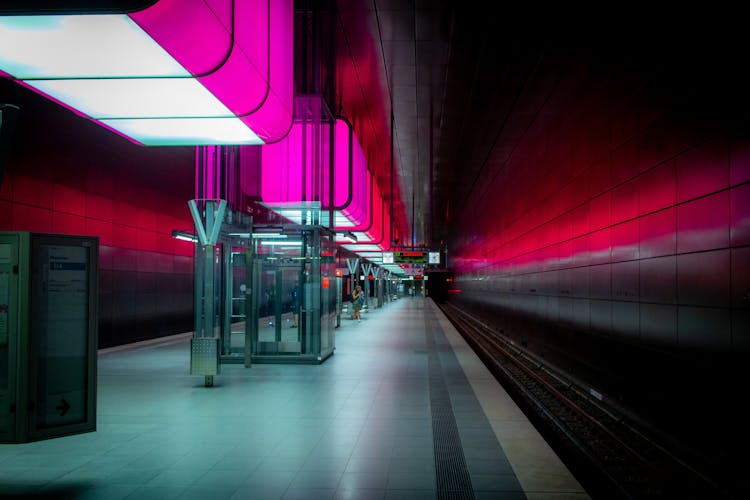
(261, 117), (383, 234)
(334, 2), (405, 246)
(0, 0), (293, 145)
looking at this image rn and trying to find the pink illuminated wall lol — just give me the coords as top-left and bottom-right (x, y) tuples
(0, 79), (195, 347)
(444, 42), (750, 473)
(449, 50), (749, 365)
(334, 3), (405, 242)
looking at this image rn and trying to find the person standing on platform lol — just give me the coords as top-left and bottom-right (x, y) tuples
(352, 285), (363, 321)
(291, 281), (299, 327)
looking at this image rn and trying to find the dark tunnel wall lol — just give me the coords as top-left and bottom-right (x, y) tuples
(448, 42), (750, 463)
(0, 79), (196, 348)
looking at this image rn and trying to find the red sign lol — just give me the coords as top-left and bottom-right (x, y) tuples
(322, 277), (330, 289)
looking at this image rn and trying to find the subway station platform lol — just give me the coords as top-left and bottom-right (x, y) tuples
(0, 298), (588, 500)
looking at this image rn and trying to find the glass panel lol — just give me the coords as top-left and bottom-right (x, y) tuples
(31, 243), (88, 429)
(0, 243), (12, 436)
(279, 267), (301, 353)
(252, 236), (307, 357)
(258, 267), (277, 345)
(320, 235), (336, 357)
(228, 251), (247, 354)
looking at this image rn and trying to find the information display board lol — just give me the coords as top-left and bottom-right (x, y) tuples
(0, 232), (98, 443)
(394, 251), (426, 264)
(428, 251), (440, 264)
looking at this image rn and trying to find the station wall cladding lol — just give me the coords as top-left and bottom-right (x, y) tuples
(0, 79), (196, 348)
(448, 39), (750, 462)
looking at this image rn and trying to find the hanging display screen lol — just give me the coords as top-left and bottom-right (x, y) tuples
(394, 251), (426, 264)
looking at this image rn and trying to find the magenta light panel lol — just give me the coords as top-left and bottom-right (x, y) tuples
(0, 0), (293, 145)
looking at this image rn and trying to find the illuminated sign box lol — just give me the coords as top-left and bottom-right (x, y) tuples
(395, 251), (426, 264)
(382, 252), (394, 264)
(428, 251), (440, 264)
(0, 0), (293, 145)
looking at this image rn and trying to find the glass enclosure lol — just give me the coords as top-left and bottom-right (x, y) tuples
(209, 226), (336, 365)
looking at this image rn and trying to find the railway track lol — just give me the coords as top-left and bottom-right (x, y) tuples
(437, 302), (736, 499)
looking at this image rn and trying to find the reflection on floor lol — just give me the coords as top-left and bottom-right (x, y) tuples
(0, 298), (588, 499)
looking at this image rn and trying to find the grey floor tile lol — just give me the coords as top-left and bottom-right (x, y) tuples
(467, 458), (515, 475)
(384, 490), (437, 500)
(472, 472), (523, 492)
(243, 468), (297, 488)
(308, 444), (356, 460)
(230, 485), (287, 500)
(334, 488), (386, 500)
(282, 488), (336, 499)
(71, 483), (140, 500)
(388, 458), (434, 475)
(108, 468), (163, 485)
(147, 467), (205, 486)
(390, 446), (433, 460)
(176, 485), (240, 500)
(386, 471), (435, 490)
(463, 446), (508, 461)
(474, 492), (526, 500)
(254, 456), (306, 472)
(123, 485), (186, 500)
(289, 469), (344, 489)
(338, 470), (390, 490)
(344, 458), (390, 474)
(301, 457), (349, 473)
(211, 455), (263, 472)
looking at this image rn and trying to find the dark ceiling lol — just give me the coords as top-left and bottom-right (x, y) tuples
(334, 1), (747, 251)
(335, 1), (574, 249)
(3, 1), (744, 254)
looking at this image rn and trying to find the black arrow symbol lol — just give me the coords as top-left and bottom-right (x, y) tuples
(56, 399), (70, 417)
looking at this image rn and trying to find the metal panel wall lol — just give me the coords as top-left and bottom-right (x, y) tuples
(448, 45), (750, 461)
(0, 78), (195, 348)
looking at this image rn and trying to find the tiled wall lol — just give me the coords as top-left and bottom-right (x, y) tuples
(0, 79), (196, 347)
(449, 51), (750, 428)
(1, 169), (196, 348)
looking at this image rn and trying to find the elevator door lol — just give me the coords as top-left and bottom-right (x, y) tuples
(256, 260), (302, 355)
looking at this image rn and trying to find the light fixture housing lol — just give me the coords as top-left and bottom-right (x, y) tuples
(0, 0), (293, 145)
(171, 229), (197, 242)
(262, 117), (377, 231)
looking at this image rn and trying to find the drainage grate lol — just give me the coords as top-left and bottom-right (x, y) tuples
(427, 315), (475, 500)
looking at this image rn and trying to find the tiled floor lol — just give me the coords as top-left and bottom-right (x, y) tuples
(0, 298), (589, 499)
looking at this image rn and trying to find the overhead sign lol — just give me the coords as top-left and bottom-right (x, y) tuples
(382, 251), (394, 264)
(428, 251), (440, 264)
(395, 251), (425, 264)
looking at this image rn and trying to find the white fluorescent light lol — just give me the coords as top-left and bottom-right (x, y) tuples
(28, 78), (233, 119)
(171, 230), (197, 243)
(252, 233), (286, 239)
(342, 244), (381, 252)
(0, 15), (186, 78)
(100, 117), (262, 145)
(0, 15), (269, 146)
(260, 240), (302, 246)
(354, 252), (383, 258)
